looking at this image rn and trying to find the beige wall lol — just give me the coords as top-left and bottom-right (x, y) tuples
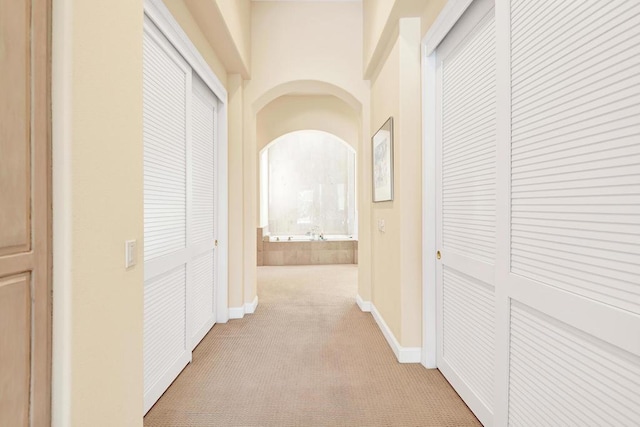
(363, 0), (395, 74)
(249, 1), (368, 106)
(369, 17), (422, 347)
(169, 0), (248, 310)
(370, 34), (402, 340)
(52, 1), (236, 425)
(183, 0), (251, 77)
(227, 74), (245, 309)
(216, 0), (251, 72)
(363, 0), (447, 77)
(164, 0), (228, 87)
(420, 0), (447, 38)
(52, 0), (144, 426)
(256, 95), (359, 151)
(362, 0), (449, 350)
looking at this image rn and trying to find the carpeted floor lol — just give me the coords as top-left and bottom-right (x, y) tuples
(144, 265), (481, 426)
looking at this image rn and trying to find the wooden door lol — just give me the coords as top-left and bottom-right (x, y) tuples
(0, 0), (51, 426)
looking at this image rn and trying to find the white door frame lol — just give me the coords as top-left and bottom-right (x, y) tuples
(144, 0), (229, 324)
(421, 0), (475, 370)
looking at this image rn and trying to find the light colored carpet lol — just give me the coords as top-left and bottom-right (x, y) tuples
(144, 265), (481, 426)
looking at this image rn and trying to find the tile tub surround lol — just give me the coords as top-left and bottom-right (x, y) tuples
(261, 239), (358, 266)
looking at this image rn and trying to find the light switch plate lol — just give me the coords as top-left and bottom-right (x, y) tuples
(378, 219), (385, 232)
(125, 240), (137, 268)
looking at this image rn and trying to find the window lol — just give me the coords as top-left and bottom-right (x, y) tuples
(261, 131), (356, 237)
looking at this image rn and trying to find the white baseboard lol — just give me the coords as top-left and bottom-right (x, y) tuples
(245, 295), (258, 314)
(370, 303), (422, 363)
(228, 295), (259, 319)
(228, 306), (245, 319)
(356, 294), (371, 312)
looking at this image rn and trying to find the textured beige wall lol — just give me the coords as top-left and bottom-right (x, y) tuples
(363, 0), (395, 73)
(215, 0), (251, 71)
(420, 0), (447, 37)
(227, 74), (245, 309)
(52, 1), (235, 425)
(249, 1), (368, 105)
(370, 35), (402, 341)
(369, 18), (422, 347)
(256, 95), (359, 151)
(397, 18), (422, 347)
(52, 0), (144, 425)
(164, 0), (228, 88)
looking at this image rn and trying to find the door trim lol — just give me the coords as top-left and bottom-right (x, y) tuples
(32, 0), (53, 424)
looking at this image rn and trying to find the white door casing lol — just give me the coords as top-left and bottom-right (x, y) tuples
(427, 0), (640, 425)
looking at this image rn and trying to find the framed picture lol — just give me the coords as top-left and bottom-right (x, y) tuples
(372, 117), (394, 202)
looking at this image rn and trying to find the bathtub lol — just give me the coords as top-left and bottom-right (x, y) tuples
(265, 234), (355, 242)
(258, 231), (358, 266)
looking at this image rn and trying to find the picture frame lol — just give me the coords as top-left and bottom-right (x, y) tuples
(372, 117), (394, 202)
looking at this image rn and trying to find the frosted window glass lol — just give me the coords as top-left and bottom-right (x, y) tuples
(267, 131), (355, 236)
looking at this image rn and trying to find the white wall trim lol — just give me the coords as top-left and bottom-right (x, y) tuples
(356, 296), (420, 363)
(370, 304), (421, 364)
(422, 0), (474, 56)
(245, 295), (259, 314)
(51, 1), (74, 423)
(421, 51), (438, 369)
(355, 294), (371, 312)
(228, 306), (246, 319)
(216, 96), (230, 325)
(229, 296), (259, 319)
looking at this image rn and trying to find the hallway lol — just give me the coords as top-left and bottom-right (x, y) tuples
(144, 265), (480, 426)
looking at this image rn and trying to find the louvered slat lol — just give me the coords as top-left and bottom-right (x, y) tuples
(510, 0), (640, 313)
(442, 266), (495, 409)
(143, 266), (186, 394)
(191, 75), (216, 246)
(143, 30), (187, 262)
(442, 15), (496, 264)
(509, 302), (640, 426)
(191, 251), (214, 341)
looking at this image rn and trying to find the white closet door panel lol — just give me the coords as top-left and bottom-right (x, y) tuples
(143, 266), (187, 394)
(510, 0), (640, 314)
(191, 75), (216, 246)
(442, 13), (496, 265)
(435, 1), (496, 423)
(190, 250), (214, 346)
(142, 19), (192, 415)
(143, 29), (187, 262)
(509, 302), (640, 426)
(442, 266), (495, 409)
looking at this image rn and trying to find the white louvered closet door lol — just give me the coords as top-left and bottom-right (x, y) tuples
(433, 0), (640, 425)
(143, 18), (191, 414)
(189, 74), (217, 350)
(498, 0), (640, 424)
(435, 0), (496, 424)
